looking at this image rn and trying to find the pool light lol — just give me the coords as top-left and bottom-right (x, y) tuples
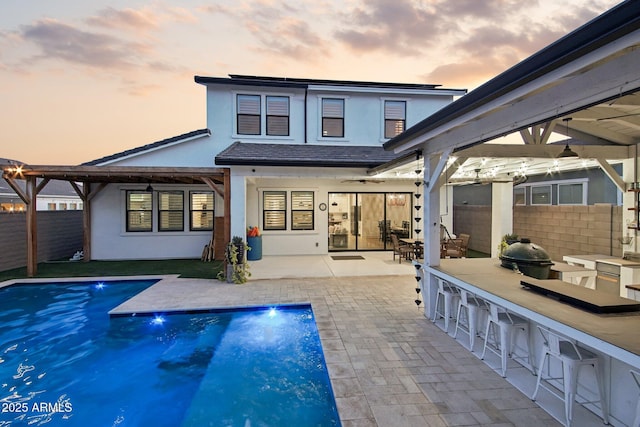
(268, 308), (277, 318)
(151, 315), (166, 326)
(94, 282), (106, 290)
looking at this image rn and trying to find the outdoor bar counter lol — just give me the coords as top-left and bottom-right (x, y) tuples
(426, 258), (640, 426)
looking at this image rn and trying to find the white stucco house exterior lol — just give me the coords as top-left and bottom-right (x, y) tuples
(84, 75), (466, 260)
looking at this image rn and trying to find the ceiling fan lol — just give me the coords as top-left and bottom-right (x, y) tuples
(340, 178), (385, 184)
(447, 169), (514, 186)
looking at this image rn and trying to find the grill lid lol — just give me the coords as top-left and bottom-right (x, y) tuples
(500, 238), (551, 263)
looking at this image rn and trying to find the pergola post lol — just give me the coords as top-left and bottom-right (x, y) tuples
(26, 176), (38, 277)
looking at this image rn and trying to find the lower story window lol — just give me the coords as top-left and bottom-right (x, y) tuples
(127, 191), (152, 232)
(190, 192), (214, 231)
(292, 191), (314, 230)
(263, 191), (287, 230)
(158, 191), (184, 231)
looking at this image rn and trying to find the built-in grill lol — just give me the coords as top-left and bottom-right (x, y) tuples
(500, 238), (554, 279)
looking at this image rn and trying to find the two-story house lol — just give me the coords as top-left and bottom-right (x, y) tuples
(84, 75), (466, 260)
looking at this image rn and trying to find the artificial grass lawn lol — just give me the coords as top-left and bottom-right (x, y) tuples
(0, 259), (223, 282)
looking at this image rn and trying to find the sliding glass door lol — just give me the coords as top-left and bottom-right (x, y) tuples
(328, 192), (411, 251)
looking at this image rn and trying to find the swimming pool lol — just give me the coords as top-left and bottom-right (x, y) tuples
(0, 280), (341, 426)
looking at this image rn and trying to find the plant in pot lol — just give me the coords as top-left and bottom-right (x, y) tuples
(497, 233), (519, 257)
(216, 235), (251, 284)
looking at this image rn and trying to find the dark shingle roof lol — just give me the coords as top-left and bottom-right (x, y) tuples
(82, 129), (211, 166)
(195, 74), (464, 92)
(215, 142), (400, 168)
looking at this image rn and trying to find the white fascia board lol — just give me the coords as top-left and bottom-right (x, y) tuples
(306, 84), (466, 97)
(392, 29), (640, 155)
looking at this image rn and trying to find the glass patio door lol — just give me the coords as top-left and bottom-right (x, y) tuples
(328, 192), (411, 251)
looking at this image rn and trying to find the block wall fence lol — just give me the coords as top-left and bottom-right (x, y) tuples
(454, 204), (624, 260)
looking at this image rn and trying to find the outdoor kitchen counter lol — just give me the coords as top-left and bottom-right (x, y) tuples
(428, 258), (640, 367)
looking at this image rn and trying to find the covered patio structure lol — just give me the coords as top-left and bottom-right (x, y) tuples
(1, 165), (230, 277)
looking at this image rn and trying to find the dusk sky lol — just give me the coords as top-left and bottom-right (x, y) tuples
(0, 0), (622, 165)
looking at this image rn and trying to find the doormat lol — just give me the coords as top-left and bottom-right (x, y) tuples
(331, 255), (365, 260)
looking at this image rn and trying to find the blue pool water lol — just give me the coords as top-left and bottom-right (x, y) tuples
(0, 281), (340, 426)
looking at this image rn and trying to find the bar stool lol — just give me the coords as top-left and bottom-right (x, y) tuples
(431, 277), (460, 333)
(532, 326), (609, 427)
(480, 302), (534, 377)
(631, 369), (640, 427)
(452, 289), (487, 351)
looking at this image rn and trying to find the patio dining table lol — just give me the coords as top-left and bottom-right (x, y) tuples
(400, 238), (423, 259)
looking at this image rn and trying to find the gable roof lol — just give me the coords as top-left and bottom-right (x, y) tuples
(215, 142), (400, 168)
(82, 129), (211, 166)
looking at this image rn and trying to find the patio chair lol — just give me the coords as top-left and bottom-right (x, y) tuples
(391, 234), (413, 263)
(442, 233), (470, 258)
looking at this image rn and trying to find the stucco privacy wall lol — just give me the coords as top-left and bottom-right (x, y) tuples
(0, 211), (83, 272)
(454, 204), (624, 260)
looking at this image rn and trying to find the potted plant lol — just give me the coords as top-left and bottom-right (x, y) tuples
(217, 235), (251, 284)
(246, 226), (262, 261)
(497, 233), (519, 257)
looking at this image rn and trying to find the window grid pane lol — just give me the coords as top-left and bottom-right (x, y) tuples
(264, 191), (286, 230)
(559, 183), (584, 205)
(385, 120), (405, 138)
(385, 101), (405, 119)
(531, 186), (551, 205)
(190, 192), (214, 231)
(322, 118), (344, 137)
(126, 191), (152, 232)
(158, 191), (183, 231)
(237, 94), (261, 135)
(292, 191), (314, 230)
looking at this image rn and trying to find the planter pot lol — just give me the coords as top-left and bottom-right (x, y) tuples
(247, 236), (262, 261)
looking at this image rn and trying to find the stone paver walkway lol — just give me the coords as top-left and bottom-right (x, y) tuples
(112, 274), (559, 426)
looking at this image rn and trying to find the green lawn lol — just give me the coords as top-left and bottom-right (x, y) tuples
(0, 259), (223, 282)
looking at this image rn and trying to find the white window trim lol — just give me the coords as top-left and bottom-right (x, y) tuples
(516, 178), (588, 206)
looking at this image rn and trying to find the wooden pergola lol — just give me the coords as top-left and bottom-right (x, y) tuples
(1, 164), (230, 277)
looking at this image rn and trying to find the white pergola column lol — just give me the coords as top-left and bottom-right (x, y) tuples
(491, 181), (514, 258)
(229, 172), (247, 240)
(422, 150), (451, 319)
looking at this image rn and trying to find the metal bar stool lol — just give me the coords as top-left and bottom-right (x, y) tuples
(480, 302), (534, 377)
(631, 369), (640, 427)
(452, 289), (488, 352)
(532, 326), (609, 427)
(431, 277), (460, 333)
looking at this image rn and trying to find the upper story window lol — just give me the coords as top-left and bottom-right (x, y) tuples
(237, 94), (261, 135)
(237, 94), (290, 136)
(384, 100), (406, 138)
(322, 98), (344, 137)
(266, 96), (289, 136)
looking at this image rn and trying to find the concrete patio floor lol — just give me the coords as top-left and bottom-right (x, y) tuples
(110, 252), (611, 426)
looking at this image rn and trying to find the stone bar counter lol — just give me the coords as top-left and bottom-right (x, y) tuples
(424, 258), (640, 426)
